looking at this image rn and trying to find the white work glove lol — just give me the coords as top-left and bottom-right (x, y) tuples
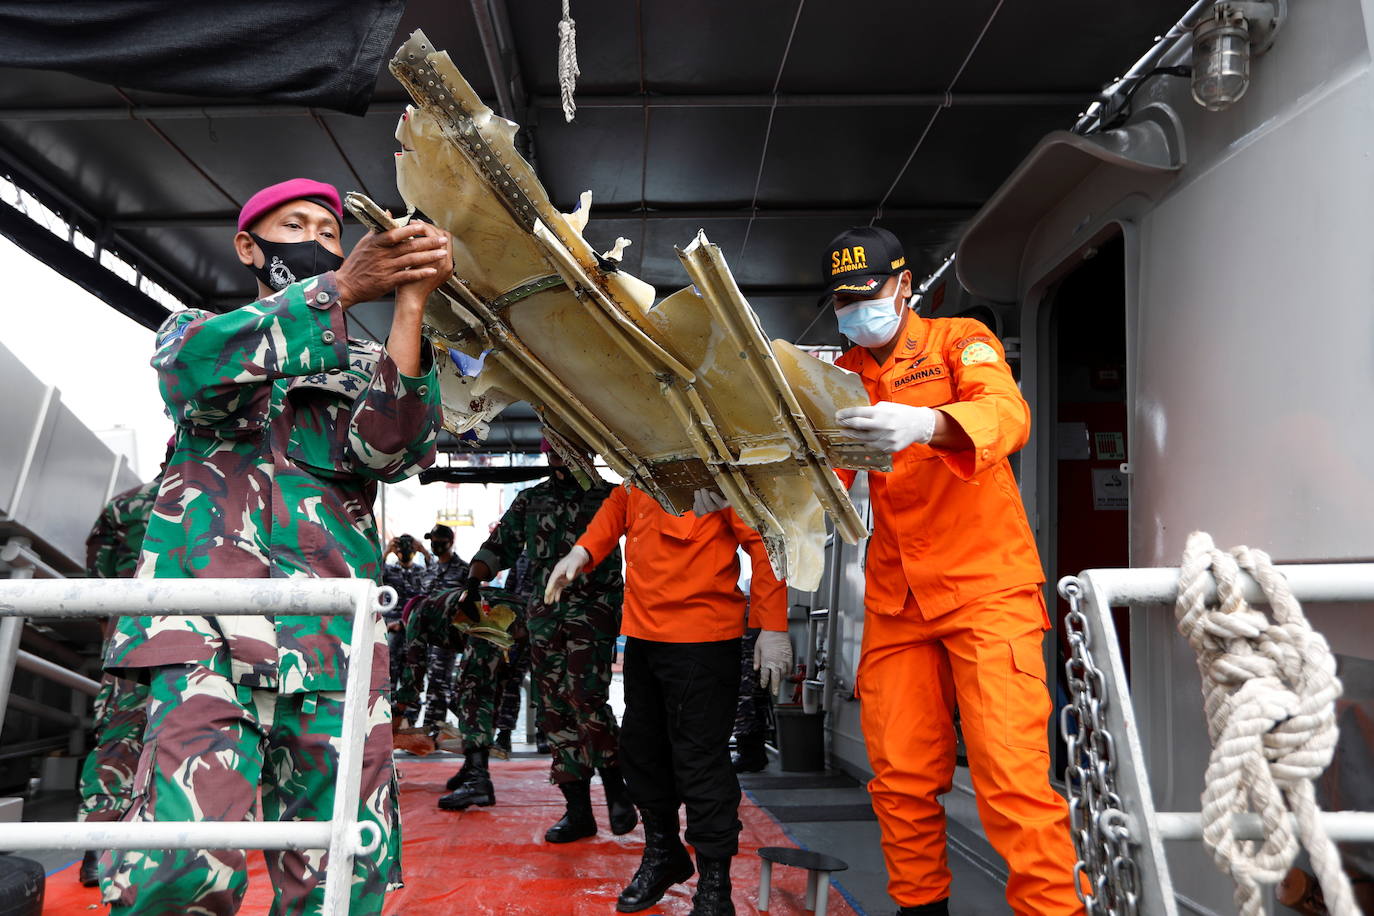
(543, 546), (590, 605)
(753, 630), (793, 693)
(835, 402), (937, 454)
(691, 487), (729, 516)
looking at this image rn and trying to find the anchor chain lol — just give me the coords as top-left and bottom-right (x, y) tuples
(1060, 577), (1141, 915)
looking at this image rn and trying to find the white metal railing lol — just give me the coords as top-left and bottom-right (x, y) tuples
(0, 574), (392, 916)
(15, 649), (101, 696)
(1057, 564), (1374, 916)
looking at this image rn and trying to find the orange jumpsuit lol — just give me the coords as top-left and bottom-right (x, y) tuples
(837, 314), (1080, 915)
(575, 483), (787, 640)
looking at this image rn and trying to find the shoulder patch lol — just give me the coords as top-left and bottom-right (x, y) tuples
(954, 334), (992, 349)
(960, 341), (999, 366)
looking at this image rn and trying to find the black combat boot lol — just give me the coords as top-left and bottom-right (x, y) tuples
(897, 900), (950, 916)
(535, 731), (551, 754)
(616, 809), (694, 912)
(444, 753), (474, 792)
(598, 766), (638, 835)
(493, 728), (513, 758)
(79, 850), (100, 887)
(688, 854), (735, 915)
(730, 733), (768, 773)
(437, 747), (494, 810)
(545, 779), (598, 843)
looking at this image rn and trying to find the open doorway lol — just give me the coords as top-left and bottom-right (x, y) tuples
(1041, 233), (1130, 773)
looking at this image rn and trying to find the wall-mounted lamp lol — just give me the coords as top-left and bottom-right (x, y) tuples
(1191, 1), (1285, 111)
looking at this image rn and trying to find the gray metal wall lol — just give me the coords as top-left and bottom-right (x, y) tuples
(0, 340), (140, 573)
(1006, 0), (1374, 911)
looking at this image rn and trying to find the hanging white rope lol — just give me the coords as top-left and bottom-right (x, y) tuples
(557, 0), (579, 123)
(1176, 531), (1356, 915)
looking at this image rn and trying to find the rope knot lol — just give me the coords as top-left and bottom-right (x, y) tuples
(1177, 531), (1353, 915)
(557, 0), (580, 123)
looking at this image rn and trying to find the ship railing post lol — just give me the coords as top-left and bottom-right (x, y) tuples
(1060, 563), (1374, 916)
(0, 536), (48, 739)
(320, 580), (390, 916)
(0, 576), (388, 916)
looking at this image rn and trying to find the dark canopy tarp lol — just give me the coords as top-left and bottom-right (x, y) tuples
(0, 0), (405, 115)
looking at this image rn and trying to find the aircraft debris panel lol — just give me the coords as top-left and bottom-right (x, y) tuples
(374, 29), (889, 589)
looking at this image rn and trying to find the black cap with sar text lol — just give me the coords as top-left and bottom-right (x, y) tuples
(820, 226), (907, 304)
(424, 525), (453, 541)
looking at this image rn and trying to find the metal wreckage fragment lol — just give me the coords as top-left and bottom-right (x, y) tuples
(351, 29), (890, 590)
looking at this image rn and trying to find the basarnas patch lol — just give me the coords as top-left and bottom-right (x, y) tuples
(960, 342), (998, 366)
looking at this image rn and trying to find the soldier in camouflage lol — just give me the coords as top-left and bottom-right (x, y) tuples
(390, 527), (469, 730)
(381, 534), (426, 701)
(101, 178), (450, 916)
(412, 525), (469, 728)
(429, 553), (536, 806)
(77, 472), (161, 888)
(426, 585), (530, 807)
(491, 552), (536, 756)
(438, 446), (637, 842)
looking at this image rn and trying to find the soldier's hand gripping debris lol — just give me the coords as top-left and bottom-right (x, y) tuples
(454, 575), (485, 623)
(333, 219), (451, 308)
(543, 546), (591, 604)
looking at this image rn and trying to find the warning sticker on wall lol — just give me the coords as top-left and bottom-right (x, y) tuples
(1094, 431), (1126, 461)
(1092, 468), (1128, 511)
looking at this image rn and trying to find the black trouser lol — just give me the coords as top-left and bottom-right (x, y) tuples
(620, 636), (742, 859)
(733, 627), (771, 741)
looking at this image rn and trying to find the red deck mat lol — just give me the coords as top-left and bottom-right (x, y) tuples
(43, 757), (859, 914)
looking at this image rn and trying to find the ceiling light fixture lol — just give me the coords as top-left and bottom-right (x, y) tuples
(1191, 1), (1285, 111)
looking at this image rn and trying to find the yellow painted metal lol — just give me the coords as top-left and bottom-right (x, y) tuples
(380, 30), (889, 589)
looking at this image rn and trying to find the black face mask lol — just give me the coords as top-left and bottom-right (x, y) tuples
(248, 232), (345, 292)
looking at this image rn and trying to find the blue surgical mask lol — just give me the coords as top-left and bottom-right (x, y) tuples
(835, 288), (905, 348)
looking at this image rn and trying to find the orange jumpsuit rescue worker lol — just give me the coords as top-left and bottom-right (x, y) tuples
(546, 485), (791, 916)
(822, 227), (1080, 916)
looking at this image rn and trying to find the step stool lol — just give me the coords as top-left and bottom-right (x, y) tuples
(756, 846), (849, 916)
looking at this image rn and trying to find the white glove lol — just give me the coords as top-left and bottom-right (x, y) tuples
(691, 487), (729, 516)
(753, 630), (793, 693)
(835, 402), (937, 454)
(543, 546), (590, 605)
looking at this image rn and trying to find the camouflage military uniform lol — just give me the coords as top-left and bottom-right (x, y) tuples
(78, 477), (159, 826)
(494, 554), (535, 735)
(381, 560), (425, 695)
(392, 557), (466, 724)
(410, 561), (535, 750)
(421, 586), (532, 749)
(102, 274), (441, 916)
(408, 556), (469, 728)
(471, 473), (624, 784)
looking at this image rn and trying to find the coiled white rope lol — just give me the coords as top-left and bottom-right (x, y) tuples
(1176, 531), (1356, 915)
(557, 0), (579, 122)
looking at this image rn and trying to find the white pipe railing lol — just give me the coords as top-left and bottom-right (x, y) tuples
(1156, 812), (1374, 842)
(1, 819), (378, 853)
(0, 576), (373, 616)
(1062, 562), (1374, 916)
(0, 576), (390, 916)
(1082, 563), (1374, 607)
(15, 649), (100, 696)
(0, 537), (65, 580)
